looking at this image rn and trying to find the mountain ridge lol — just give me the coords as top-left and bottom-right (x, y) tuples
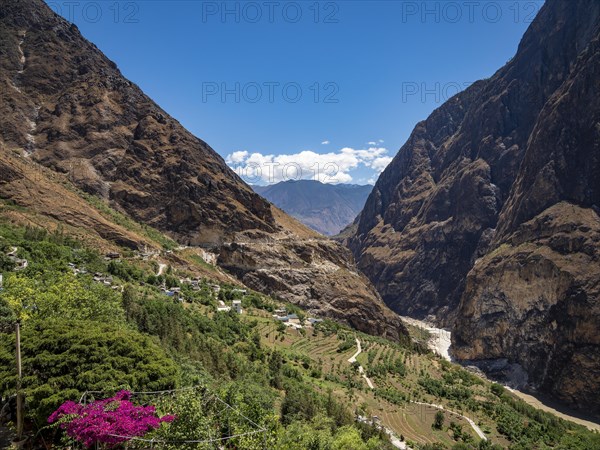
(252, 180), (372, 236)
(347, 0), (600, 415)
(0, 0), (406, 340)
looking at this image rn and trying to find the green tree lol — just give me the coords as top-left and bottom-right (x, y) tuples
(433, 410), (445, 430)
(280, 383), (320, 425)
(0, 254), (16, 271)
(122, 284), (137, 312)
(0, 272), (123, 323)
(490, 383), (505, 397)
(0, 319), (178, 424)
(278, 420), (333, 450)
(0, 297), (15, 324)
(332, 426), (369, 450)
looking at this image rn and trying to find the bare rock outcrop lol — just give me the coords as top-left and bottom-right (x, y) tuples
(0, 0), (406, 340)
(218, 229), (406, 341)
(348, 0), (600, 413)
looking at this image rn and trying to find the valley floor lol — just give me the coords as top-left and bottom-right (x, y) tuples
(507, 388), (600, 432)
(400, 316), (600, 432)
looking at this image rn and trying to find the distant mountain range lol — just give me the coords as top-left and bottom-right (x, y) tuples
(252, 181), (372, 236)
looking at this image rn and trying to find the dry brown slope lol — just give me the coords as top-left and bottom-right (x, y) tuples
(453, 21), (600, 415)
(348, 0), (600, 324)
(0, 0), (406, 340)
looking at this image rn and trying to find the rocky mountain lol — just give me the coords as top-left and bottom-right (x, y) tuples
(0, 0), (406, 340)
(348, 0), (600, 414)
(252, 181), (372, 236)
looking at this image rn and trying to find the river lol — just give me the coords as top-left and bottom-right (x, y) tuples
(400, 316), (600, 432)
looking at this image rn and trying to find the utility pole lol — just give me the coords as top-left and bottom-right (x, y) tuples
(15, 321), (23, 441)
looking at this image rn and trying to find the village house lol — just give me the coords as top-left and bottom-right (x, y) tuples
(138, 246), (158, 261)
(275, 313), (298, 323)
(13, 258), (28, 271)
(275, 313), (303, 329)
(232, 300), (243, 314)
(217, 300), (231, 312)
(5, 247), (28, 271)
(160, 285), (184, 302)
(93, 273), (113, 286)
(68, 263), (81, 275)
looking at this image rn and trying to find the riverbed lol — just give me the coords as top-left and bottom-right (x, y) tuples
(399, 316), (600, 432)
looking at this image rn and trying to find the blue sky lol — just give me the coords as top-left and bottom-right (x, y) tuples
(45, 0), (544, 185)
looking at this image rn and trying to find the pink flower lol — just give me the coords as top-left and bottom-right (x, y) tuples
(48, 392), (177, 448)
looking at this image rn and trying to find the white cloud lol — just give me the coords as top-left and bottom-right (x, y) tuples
(321, 140), (330, 145)
(226, 150), (249, 164)
(367, 141), (377, 146)
(226, 146), (391, 185)
(370, 156), (393, 172)
(379, 139), (384, 143)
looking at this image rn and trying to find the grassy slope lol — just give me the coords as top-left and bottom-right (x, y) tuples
(0, 193), (599, 448)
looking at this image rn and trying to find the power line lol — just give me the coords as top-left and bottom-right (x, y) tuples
(107, 429), (266, 445)
(76, 384), (267, 446)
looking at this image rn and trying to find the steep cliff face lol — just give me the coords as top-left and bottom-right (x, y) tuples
(453, 19), (600, 414)
(350, 0), (600, 322)
(349, 0), (600, 412)
(0, 0), (406, 339)
(453, 203), (600, 414)
(217, 227), (404, 341)
(0, 0), (275, 244)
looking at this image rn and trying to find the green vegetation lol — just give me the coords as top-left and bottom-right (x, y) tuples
(78, 191), (178, 250)
(433, 410), (445, 430)
(2, 272), (122, 322)
(0, 224), (391, 449)
(0, 320), (178, 425)
(0, 222), (599, 449)
(187, 253), (217, 272)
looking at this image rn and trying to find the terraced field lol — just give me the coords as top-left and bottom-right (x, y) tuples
(251, 316), (471, 444)
(244, 311), (588, 449)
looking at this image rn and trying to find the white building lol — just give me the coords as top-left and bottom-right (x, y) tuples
(232, 300), (243, 314)
(14, 258), (28, 271)
(217, 300), (231, 312)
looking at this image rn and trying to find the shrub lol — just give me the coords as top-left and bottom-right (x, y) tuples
(48, 390), (175, 447)
(0, 319), (179, 424)
(490, 383), (505, 397)
(433, 410), (445, 430)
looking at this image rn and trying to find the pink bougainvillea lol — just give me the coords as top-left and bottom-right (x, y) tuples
(48, 390), (175, 447)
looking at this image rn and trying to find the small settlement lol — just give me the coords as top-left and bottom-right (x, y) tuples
(1, 247), (326, 326)
(273, 308), (323, 330)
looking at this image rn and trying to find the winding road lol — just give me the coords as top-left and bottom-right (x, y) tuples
(350, 339), (408, 448)
(348, 337), (487, 446)
(156, 263), (167, 276)
(411, 401), (487, 441)
(347, 338), (375, 389)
